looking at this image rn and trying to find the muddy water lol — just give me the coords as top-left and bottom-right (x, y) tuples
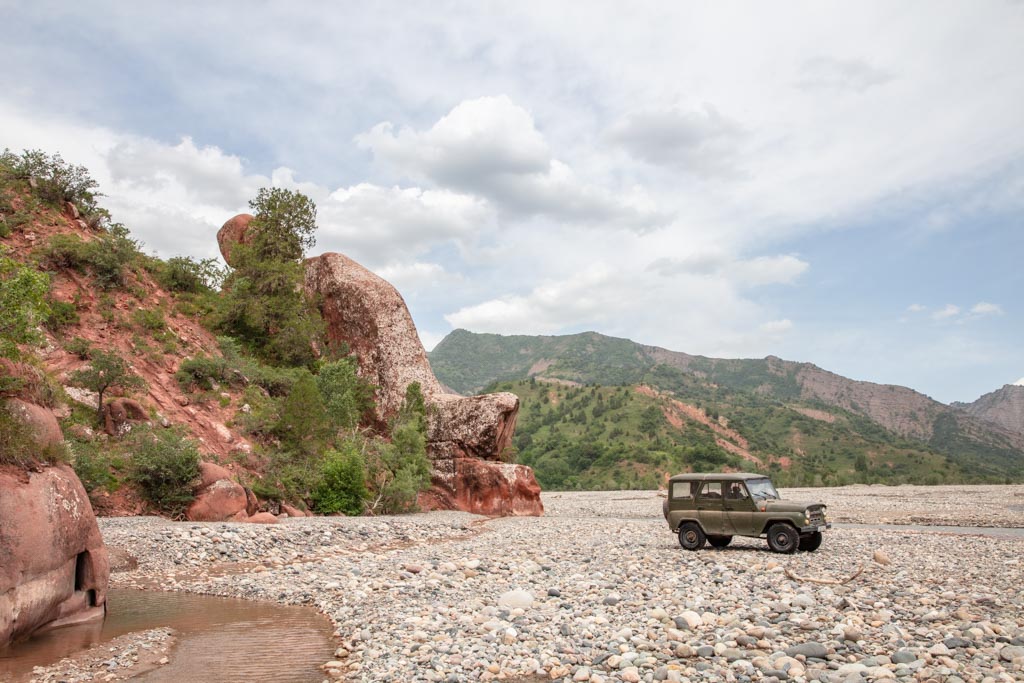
(0, 588), (335, 681)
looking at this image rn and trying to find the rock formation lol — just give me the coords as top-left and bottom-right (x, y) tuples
(0, 464), (109, 646)
(217, 213), (255, 267)
(3, 398), (64, 448)
(218, 215), (542, 516)
(102, 397), (149, 437)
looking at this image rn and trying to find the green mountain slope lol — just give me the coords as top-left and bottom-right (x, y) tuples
(432, 330), (1024, 484)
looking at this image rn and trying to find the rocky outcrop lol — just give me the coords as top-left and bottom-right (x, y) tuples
(4, 398), (64, 448)
(0, 464), (109, 647)
(303, 252), (542, 516)
(953, 385), (1024, 436)
(217, 213), (254, 267)
(102, 398), (149, 437)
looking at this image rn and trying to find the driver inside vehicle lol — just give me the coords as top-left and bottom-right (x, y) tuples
(726, 483), (748, 500)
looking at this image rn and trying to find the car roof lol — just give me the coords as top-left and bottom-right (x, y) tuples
(667, 472), (769, 483)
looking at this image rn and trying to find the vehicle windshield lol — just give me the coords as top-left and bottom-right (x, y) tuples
(745, 478), (780, 500)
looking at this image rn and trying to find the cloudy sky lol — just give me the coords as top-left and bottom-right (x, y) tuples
(2, 1), (1022, 403)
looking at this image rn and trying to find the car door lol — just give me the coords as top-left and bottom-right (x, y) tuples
(696, 481), (725, 534)
(723, 481), (756, 535)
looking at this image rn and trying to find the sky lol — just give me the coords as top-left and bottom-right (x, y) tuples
(1, 1), (1022, 404)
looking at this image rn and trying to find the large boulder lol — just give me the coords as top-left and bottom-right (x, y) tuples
(4, 398), (64, 449)
(0, 464), (109, 646)
(186, 461), (249, 522)
(304, 252), (542, 516)
(217, 213), (255, 267)
(102, 398), (149, 437)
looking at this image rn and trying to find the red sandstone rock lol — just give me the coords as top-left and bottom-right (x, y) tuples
(303, 252), (542, 517)
(0, 464), (109, 647)
(217, 213), (255, 267)
(420, 459), (543, 516)
(186, 478), (248, 522)
(245, 512), (279, 524)
(197, 461), (233, 489)
(244, 487), (260, 517)
(4, 398), (64, 449)
(102, 398), (149, 437)
(281, 502), (306, 518)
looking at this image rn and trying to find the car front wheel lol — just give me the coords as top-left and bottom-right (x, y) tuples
(678, 522), (706, 551)
(767, 523), (799, 554)
(798, 531), (823, 552)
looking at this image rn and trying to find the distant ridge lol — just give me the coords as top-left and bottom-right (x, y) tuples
(430, 329), (1024, 485)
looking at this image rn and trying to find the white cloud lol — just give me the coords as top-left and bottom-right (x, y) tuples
(374, 261), (464, 292)
(647, 253), (808, 287)
(796, 56), (893, 92)
(357, 96), (666, 230)
(1014, 377), (1024, 387)
(931, 304), (961, 320)
(606, 104), (743, 175)
(970, 301), (1003, 316)
(906, 303), (926, 312)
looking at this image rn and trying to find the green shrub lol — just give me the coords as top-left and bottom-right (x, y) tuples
(64, 336), (93, 359)
(45, 299), (79, 331)
(129, 427), (201, 517)
(176, 355), (231, 392)
(316, 357), (374, 430)
(41, 233), (89, 270)
(0, 403), (68, 467)
(70, 440), (122, 493)
(131, 307), (166, 332)
(312, 443), (368, 515)
(156, 256), (225, 293)
(0, 148), (102, 214)
(0, 250), (51, 358)
(272, 370), (329, 454)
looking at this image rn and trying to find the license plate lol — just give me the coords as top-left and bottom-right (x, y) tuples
(817, 525), (827, 532)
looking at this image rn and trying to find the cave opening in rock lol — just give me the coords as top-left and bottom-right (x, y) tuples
(74, 551), (96, 606)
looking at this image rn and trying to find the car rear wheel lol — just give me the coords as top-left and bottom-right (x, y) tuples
(798, 531), (823, 552)
(766, 523), (799, 554)
(678, 523), (706, 551)
(707, 535), (732, 548)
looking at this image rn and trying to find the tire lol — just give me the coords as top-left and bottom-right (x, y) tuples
(678, 522), (706, 551)
(767, 523), (799, 554)
(707, 535), (732, 548)
(798, 531), (823, 552)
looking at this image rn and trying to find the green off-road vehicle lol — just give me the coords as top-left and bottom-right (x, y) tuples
(662, 472), (830, 553)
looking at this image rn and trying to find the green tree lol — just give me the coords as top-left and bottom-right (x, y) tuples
(0, 250), (50, 358)
(312, 442), (368, 515)
(215, 188), (323, 366)
(273, 370), (329, 454)
(69, 350), (146, 423)
(366, 382), (432, 514)
(316, 357), (374, 430)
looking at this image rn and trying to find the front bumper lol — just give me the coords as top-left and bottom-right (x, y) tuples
(800, 523), (831, 534)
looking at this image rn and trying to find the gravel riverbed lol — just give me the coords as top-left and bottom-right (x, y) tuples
(98, 486), (1024, 682)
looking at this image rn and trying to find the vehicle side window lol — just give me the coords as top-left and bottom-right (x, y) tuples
(725, 482), (749, 500)
(670, 482), (695, 500)
(699, 482), (722, 499)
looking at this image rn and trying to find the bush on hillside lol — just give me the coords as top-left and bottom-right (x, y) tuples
(128, 427), (200, 517)
(0, 250), (51, 359)
(0, 148), (102, 215)
(157, 256), (226, 293)
(40, 224), (141, 289)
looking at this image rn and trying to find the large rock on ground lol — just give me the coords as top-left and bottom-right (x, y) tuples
(0, 464), (109, 646)
(186, 461), (249, 522)
(303, 252), (542, 516)
(420, 459), (544, 516)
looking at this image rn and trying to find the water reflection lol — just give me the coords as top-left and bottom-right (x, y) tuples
(0, 588), (335, 682)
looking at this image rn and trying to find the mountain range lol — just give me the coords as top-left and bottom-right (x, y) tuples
(429, 329), (1024, 488)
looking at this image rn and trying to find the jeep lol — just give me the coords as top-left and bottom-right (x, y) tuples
(662, 472), (830, 553)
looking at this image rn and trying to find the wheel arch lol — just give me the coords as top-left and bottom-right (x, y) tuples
(758, 518), (799, 536)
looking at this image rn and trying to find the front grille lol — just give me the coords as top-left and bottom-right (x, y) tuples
(808, 508), (826, 525)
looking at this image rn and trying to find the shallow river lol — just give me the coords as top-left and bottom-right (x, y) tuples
(0, 588), (335, 682)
